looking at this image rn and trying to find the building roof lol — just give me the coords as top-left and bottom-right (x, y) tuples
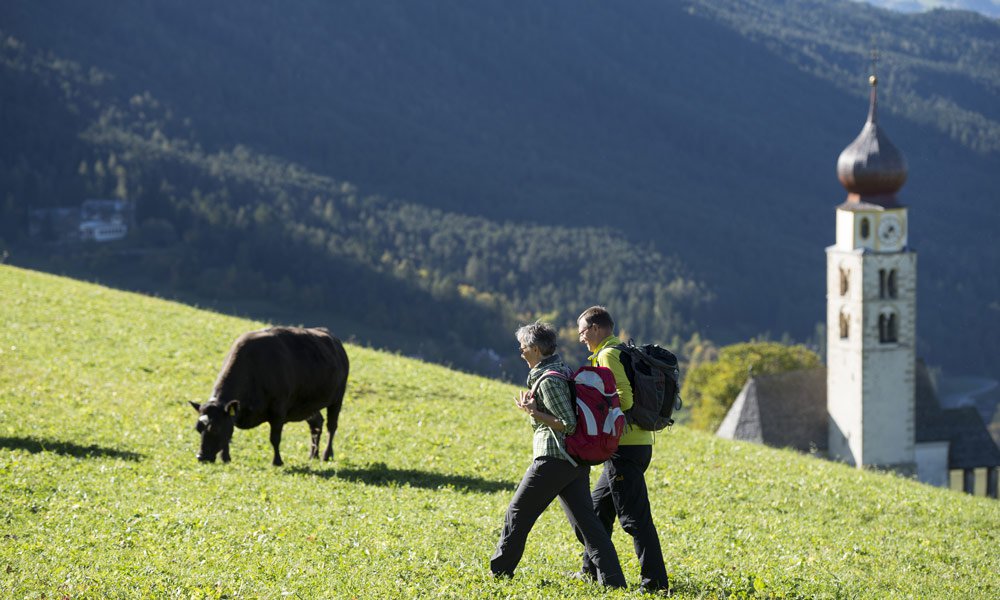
(915, 359), (950, 444)
(718, 362), (1000, 469)
(915, 362), (1000, 467)
(716, 367), (828, 453)
(835, 75), (907, 207)
(943, 408), (1000, 469)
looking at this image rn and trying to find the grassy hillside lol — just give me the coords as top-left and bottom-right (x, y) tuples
(1, 265), (997, 598)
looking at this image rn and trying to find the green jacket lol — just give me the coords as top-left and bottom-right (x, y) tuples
(589, 335), (654, 446)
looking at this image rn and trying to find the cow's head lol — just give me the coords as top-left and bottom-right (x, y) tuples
(189, 399), (238, 462)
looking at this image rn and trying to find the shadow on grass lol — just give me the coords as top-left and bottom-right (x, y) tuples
(287, 462), (513, 494)
(0, 436), (143, 461)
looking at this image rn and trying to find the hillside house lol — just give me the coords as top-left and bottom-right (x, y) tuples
(79, 199), (131, 241)
(28, 199), (132, 243)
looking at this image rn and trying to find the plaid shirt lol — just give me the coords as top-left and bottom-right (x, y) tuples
(525, 354), (577, 460)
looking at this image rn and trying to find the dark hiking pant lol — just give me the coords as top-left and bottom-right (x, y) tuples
(491, 457), (626, 588)
(577, 444), (669, 590)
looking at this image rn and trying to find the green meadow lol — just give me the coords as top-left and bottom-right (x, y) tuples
(1, 265), (997, 599)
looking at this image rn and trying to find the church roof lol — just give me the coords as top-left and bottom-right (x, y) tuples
(836, 75), (908, 207)
(916, 359), (950, 444)
(716, 367), (828, 453)
(942, 408), (1000, 469)
(718, 362), (1000, 469)
(915, 362), (1000, 468)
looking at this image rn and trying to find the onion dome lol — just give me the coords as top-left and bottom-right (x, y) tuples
(836, 75), (907, 205)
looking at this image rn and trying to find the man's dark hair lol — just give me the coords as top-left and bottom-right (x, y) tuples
(515, 321), (558, 357)
(578, 305), (614, 331)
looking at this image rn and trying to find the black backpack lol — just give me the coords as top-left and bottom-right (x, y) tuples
(611, 341), (683, 430)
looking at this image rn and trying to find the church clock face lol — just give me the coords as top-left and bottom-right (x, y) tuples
(878, 214), (903, 248)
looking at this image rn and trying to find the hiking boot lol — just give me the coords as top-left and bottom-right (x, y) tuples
(565, 570), (595, 582)
(638, 581), (670, 595)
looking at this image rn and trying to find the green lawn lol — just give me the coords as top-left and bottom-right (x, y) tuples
(1, 265), (997, 599)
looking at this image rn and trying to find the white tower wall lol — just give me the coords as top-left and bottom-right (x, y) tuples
(827, 246), (864, 465)
(827, 207), (916, 472)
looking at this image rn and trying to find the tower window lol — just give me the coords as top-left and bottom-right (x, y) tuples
(879, 269), (899, 299)
(878, 312), (898, 344)
(839, 309), (850, 339)
(839, 268), (850, 296)
(860, 217), (871, 239)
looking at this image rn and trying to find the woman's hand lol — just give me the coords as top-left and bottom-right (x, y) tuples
(515, 390), (537, 415)
(516, 390), (564, 431)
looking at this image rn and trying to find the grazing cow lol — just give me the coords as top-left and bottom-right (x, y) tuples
(190, 326), (349, 466)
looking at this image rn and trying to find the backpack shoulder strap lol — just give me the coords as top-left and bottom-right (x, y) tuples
(529, 369), (570, 398)
(548, 430), (578, 468)
(529, 370), (580, 467)
(594, 344), (618, 366)
(610, 340), (639, 357)
(598, 343), (635, 391)
(612, 337), (637, 350)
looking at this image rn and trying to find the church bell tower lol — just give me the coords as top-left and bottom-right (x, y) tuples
(826, 71), (916, 472)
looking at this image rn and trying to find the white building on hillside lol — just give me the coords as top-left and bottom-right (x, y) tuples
(78, 199), (131, 242)
(827, 72), (916, 473)
(717, 73), (1000, 499)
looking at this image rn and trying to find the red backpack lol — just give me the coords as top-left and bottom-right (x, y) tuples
(530, 366), (626, 466)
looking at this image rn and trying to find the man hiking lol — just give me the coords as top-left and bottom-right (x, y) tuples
(574, 305), (670, 593)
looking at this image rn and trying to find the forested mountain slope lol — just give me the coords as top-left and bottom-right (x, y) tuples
(1, 0), (997, 380)
(0, 28), (709, 377)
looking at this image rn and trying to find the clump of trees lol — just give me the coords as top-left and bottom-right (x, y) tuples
(681, 341), (821, 432)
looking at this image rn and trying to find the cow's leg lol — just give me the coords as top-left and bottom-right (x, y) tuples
(306, 412), (324, 460)
(221, 442), (231, 463)
(323, 380), (347, 461)
(269, 421), (285, 466)
(322, 414), (337, 462)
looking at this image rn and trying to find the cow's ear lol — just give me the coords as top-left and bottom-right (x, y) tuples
(189, 401), (201, 412)
(225, 400), (239, 417)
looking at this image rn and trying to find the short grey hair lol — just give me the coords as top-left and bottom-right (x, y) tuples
(516, 321), (558, 357)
